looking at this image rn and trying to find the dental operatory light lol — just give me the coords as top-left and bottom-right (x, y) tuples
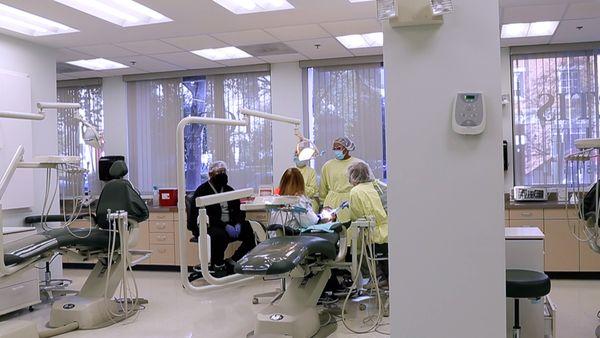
(501, 21), (559, 39)
(0, 3), (78, 36)
(54, 0), (171, 27)
(430, 0), (453, 15)
(212, 0), (294, 14)
(72, 116), (103, 149)
(336, 32), (383, 49)
(239, 108), (320, 162)
(191, 47), (253, 61)
(66, 58), (129, 71)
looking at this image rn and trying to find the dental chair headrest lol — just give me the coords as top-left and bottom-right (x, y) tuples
(109, 160), (128, 179)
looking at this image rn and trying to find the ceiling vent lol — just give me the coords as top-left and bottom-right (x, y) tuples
(238, 42), (297, 57)
(57, 62), (89, 74)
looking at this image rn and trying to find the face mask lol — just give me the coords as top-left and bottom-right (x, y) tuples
(334, 150), (345, 160)
(212, 173), (228, 187)
(293, 156), (307, 168)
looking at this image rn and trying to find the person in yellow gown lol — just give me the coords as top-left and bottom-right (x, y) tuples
(293, 151), (319, 212)
(347, 161), (389, 281)
(319, 137), (364, 223)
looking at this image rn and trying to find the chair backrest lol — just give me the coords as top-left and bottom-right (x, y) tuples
(95, 161), (149, 229)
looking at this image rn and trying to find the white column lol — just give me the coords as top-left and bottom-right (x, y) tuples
(102, 76), (128, 157)
(383, 0), (506, 336)
(501, 48), (514, 192)
(270, 62), (304, 185)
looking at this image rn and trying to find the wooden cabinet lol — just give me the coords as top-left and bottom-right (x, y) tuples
(510, 209), (544, 220)
(509, 219), (544, 232)
(148, 212), (176, 265)
(544, 219), (579, 271)
(580, 235), (600, 271)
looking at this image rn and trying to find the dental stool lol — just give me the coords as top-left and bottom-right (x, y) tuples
(506, 269), (551, 338)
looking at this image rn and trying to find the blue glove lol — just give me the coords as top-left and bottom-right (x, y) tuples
(225, 223), (242, 239)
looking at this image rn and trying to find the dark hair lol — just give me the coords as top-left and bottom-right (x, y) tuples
(279, 168), (305, 196)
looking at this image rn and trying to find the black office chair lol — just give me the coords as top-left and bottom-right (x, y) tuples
(506, 269), (551, 338)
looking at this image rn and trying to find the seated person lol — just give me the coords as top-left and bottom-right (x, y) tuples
(270, 168), (334, 232)
(187, 161), (256, 278)
(347, 162), (389, 282)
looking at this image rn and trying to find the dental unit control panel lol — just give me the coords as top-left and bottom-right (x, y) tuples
(452, 92), (485, 135)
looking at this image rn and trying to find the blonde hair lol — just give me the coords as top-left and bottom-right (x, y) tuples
(279, 168), (305, 196)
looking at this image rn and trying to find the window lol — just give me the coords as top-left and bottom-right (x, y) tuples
(57, 85), (103, 197)
(128, 72), (272, 194)
(306, 63), (386, 179)
(511, 51), (599, 186)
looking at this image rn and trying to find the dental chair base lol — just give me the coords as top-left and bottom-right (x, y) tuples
(250, 269), (331, 338)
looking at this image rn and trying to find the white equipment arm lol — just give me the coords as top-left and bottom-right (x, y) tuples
(176, 116), (256, 294)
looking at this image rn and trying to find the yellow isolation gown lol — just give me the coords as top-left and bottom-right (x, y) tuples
(319, 156), (364, 223)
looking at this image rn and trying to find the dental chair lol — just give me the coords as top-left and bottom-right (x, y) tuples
(235, 223), (347, 338)
(0, 160), (150, 338)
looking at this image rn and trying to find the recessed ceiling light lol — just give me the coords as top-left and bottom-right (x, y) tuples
(213, 0), (294, 15)
(336, 32), (383, 49)
(66, 58), (129, 70)
(191, 47), (253, 61)
(501, 21), (559, 39)
(0, 3), (77, 36)
(54, 0), (171, 27)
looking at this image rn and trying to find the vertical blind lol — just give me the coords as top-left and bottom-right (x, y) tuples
(128, 72), (272, 194)
(512, 51), (599, 186)
(57, 85), (104, 197)
(307, 63), (386, 179)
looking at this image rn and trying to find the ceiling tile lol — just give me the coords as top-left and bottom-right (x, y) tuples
(56, 48), (93, 62)
(258, 53), (307, 64)
(216, 57), (266, 67)
(63, 70), (104, 79)
(351, 46), (383, 57)
(551, 17), (600, 44)
(161, 35), (227, 51)
(500, 36), (552, 47)
(265, 24), (331, 42)
(285, 37), (352, 59)
(501, 4), (567, 23)
(320, 19), (382, 36)
(151, 52), (222, 69)
(116, 40), (182, 55)
(109, 55), (182, 72)
(212, 29), (279, 46)
(564, 2), (600, 20)
(70, 44), (139, 58)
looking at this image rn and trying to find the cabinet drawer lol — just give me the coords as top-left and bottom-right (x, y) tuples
(505, 210), (509, 220)
(149, 232), (175, 245)
(0, 267), (37, 289)
(149, 244), (175, 265)
(149, 220), (174, 233)
(149, 212), (174, 221)
(510, 209), (543, 220)
(0, 280), (39, 312)
(509, 219), (544, 232)
(543, 208), (579, 220)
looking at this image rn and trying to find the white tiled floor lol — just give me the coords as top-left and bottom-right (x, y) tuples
(549, 279), (600, 338)
(0, 269), (389, 337)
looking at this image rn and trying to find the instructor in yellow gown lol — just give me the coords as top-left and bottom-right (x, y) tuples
(319, 136), (364, 223)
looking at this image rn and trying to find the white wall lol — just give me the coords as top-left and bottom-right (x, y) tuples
(0, 34), (57, 226)
(102, 76), (128, 157)
(383, 0), (506, 336)
(270, 62), (304, 184)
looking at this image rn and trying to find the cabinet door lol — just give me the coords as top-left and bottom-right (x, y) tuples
(544, 220), (579, 272)
(579, 226), (600, 271)
(131, 221), (149, 251)
(510, 209), (544, 220)
(509, 219), (544, 232)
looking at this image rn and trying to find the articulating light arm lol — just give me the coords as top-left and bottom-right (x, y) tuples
(0, 102), (80, 121)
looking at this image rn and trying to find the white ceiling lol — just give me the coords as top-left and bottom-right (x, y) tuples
(0, 0), (597, 79)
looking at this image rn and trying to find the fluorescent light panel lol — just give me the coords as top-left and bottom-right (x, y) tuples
(54, 0), (171, 27)
(191, 47), (252, 61)
(336, 32), (383, 49)
(0, 3), (77, 36)
(66, 58), (128, 70)
(501, 21), (559, 39)
(213, 0), (294, 15)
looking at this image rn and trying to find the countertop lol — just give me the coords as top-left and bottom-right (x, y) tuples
(505, 227), (545, 240)
(505, 201), (576, 209)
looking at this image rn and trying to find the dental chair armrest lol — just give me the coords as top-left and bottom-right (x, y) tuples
(330, 221), (351, 233)
(266, 224), (302, 236)
(335, 223), (349, 262)
(24, 214), (90, 224)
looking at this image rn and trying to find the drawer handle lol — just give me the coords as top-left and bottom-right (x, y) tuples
(11, 285), (25, 291)
(158, 235), (166, 241)
(157, 224), (166, 229)
(520, 212), (533, 217)
(158, 248), (166, 253)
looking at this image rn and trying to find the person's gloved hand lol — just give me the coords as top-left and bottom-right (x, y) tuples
(225, 223), (242, 239)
